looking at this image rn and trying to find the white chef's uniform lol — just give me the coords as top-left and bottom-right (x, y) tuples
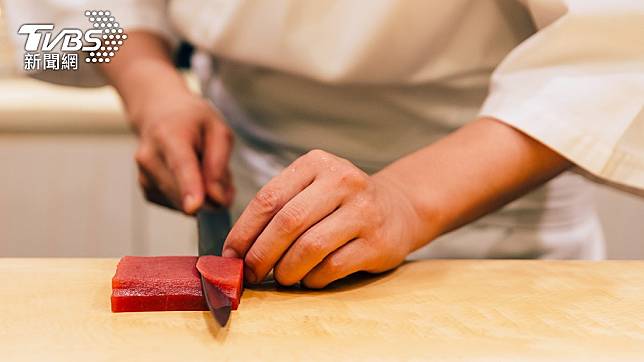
(7, 0), (644, 259)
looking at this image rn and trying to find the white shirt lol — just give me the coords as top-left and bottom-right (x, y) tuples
(6, 0), (644, 258)
(8, 0), (640, 190)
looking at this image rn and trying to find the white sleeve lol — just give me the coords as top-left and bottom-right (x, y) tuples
(479, 0), (644, 193)
(102, 0), (178, 46)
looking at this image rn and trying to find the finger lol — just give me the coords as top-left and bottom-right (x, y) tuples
(160, 137), (204, 214)
(138, 169), (152, 190)
(273, 206), (360, 286)
(302, 239), (373, 289)
(222, 156), (317, 259)
(220, 167), (236, 205)
(202, 120), (234, 206)
(243, 178), (346, 284)
(138, 171), (175, 210)
(136, 145), (182, 209)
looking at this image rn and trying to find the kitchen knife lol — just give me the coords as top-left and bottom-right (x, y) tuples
(200, 273), (232, 327)
(197, 204), (232, 326)
(197, 204), (230, 257)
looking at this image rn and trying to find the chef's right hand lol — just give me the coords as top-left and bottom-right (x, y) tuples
(98, 31), (234, 214)
(131, 91), (234, 214)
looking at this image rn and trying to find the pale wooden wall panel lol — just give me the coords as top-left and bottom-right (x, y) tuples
(0, 134), (137, 256)
(0, 134), (196, 257)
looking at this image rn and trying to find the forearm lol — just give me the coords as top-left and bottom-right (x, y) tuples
(99, 31), (189, 127)
(375, 117), (571, 251)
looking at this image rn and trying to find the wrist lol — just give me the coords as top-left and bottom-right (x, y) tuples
(106, 61), (191, 127)
(128, 88), (194, 129)
(372, 169), (447, 253)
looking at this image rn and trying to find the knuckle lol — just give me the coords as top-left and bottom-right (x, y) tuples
(337, 166), (368, 189)
(323, 257), (343, 274)
(302, 258), (341, 289)
(155, 124), (192, 148)
(244, 248), (265, 275)
(134, 147), (154, 169)
(362, 234), (379, 250)
(273, 206), (305, 234)
(299, 233), (325, 257)
(252, 189), (281, 216)
(152, 123), (172, 141)
(305, 149), (331, 161)
(351, 193), (375, 213)
(273, 266), (297, 287)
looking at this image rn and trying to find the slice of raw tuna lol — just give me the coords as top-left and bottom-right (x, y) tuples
(111, 256), (207, 312)
(196, 256), (244, 310)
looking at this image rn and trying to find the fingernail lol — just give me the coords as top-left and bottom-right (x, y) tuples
(222, 248), (238, 258)
(209, 182), (226, 203)
(244, 266), (256, 284)
(183, 194), (196, 213)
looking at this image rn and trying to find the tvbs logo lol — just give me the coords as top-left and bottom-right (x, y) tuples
(17, 10), (127, 71)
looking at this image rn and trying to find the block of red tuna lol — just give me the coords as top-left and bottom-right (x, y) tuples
(111, 256), (243, 312)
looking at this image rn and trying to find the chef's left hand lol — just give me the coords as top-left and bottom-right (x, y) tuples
(222, 149), (424, 288)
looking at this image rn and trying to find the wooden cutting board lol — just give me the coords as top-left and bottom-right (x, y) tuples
(1, 258), (644, 361)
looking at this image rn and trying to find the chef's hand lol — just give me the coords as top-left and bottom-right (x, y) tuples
(223, 149), (424, 288)
(132, 91), (234, 213)
(99, 31), (234, 214)
(222, 118), (570, 289)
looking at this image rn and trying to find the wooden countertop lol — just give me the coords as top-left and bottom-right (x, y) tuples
(2, 258), (644, 361)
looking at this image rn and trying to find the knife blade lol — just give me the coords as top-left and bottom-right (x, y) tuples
(201, 274), (232, 326)
(197, 205), (231, 257)
(197, 204), (232, 326)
